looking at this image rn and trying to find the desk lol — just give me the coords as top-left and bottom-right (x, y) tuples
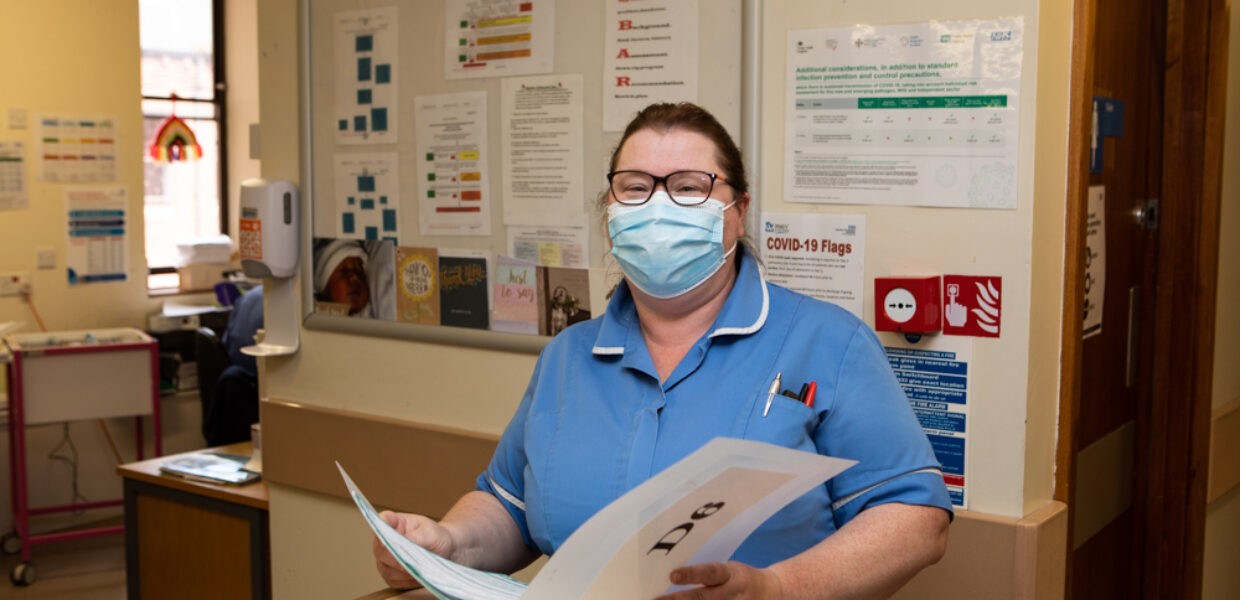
(117, 442), (268, 600)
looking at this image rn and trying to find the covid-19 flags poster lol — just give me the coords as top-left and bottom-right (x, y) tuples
(760, 212), (867, 319)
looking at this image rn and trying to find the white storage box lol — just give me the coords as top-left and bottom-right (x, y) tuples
(3, 328), (157, 425)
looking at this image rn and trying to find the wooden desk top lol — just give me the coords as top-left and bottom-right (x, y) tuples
(117, 441), (269, 510)
(355, 588), (437, 600)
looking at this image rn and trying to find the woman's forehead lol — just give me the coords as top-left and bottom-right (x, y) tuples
(616, 128), (722, 172)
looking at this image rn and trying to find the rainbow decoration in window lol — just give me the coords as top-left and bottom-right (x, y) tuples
(147, 94), (203, 162)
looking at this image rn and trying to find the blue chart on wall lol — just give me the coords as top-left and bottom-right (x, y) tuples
(335, 6), (398, 145)
(335, 153), (400, 244)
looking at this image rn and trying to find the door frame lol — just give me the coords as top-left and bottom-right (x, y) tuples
(1057, 0), (1229, 596)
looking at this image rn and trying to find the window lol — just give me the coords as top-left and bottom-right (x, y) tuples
(139, 0), (227, 285)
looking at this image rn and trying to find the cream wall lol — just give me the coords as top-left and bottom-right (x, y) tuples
(226, 0), (263, 241)
(759, 0), (1066, 519)
(1203, 1), (1239, 597)
(259, 0), (1072, 597)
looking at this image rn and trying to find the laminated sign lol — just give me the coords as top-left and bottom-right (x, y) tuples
(942, 275), (1002, 338)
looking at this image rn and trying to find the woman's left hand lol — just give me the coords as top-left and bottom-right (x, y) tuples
(654, 561), (783, 599)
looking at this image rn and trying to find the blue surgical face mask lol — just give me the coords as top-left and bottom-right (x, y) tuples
(607, 190), (737, 299)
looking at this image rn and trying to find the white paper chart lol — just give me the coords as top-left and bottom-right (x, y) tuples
(334, 153), (400, 243)
(416, 91), (492, 236)
(0, 141), (28, 210)
(444, 0), (555, 80)
(335, 6), (398, 145)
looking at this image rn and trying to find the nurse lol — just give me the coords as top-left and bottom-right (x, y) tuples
(374, 103), (952, 598)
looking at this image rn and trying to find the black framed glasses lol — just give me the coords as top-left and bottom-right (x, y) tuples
(606, 170), (731, 206)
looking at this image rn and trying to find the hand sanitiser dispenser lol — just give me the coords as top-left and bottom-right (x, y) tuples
(238, 178), (300, 357)
(239, 178), (298, 278)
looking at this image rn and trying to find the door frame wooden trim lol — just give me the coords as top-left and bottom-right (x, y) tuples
(1058, 0), (1227, 596)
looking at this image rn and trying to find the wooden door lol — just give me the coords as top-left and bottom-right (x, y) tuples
(1069, 0), (1165, 596)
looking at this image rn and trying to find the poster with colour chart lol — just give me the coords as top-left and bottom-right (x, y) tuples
(416, 91), (492, 236)
(785, 18), (1023, 208)
(35, 116), (119, 182)
(444, 0), (555, 80)
(66, 186), (128, 285)
(334, 153), (400, 243)
(335, 6), (398, 145)
(881, 333), (971, 508)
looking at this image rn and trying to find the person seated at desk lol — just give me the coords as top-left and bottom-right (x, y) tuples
(373, 103), (952, 598)
(204, 285), (262, 446)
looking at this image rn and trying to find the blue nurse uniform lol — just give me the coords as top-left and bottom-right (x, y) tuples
(477, 247), (952, 567)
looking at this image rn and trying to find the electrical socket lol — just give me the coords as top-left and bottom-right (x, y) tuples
(0, 272), (31, 297)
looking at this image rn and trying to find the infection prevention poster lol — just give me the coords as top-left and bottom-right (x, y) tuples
(785, 18), (1024, 208)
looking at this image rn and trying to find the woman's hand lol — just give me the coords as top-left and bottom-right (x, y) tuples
(372, 510), (456, 590)
(654, 561), (784, 599)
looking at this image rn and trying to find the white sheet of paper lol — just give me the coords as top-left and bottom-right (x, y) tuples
(1083, 185), (1106, 338)
(501, 74), (585, 227)
(338, 463), (528, 600)
(759, 212), (866, 318)
(506, 223), (589, 268)
(0, 141), (29, 210)
(334, 153), (400, 243)
(444, 0), (555, 80)
(416, 91), (492, 236)
(785, 18), (1024, 208)
(66, 186), (128, 285)
(602, 0), (699, 131)
(334, 6), (398, 145)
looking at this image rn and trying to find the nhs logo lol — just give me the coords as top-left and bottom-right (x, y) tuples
(990, 30), (1012, 42)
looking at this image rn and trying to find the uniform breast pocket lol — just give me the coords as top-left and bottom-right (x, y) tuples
(740, 391), (819, 453)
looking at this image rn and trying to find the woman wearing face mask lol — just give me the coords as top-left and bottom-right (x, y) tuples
(373, 103), (952, 598)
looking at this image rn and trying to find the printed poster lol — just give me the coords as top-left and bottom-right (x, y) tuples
(36, 116), (119, 182)
(334, 153), (400, 243)
(603, 0), (699, 131)
(1083, 186), (1105, 338)
(759, 212), (866, 318)
(492, 255), (539, 335)
(881, 333), (970, 508)
(311, 238), (397, 320)
(507, 223), (589, 269)
(395, 246), (440, 325)
(501, 74), (584, 227)
(444, 0), (555, 80)
(66, 186), (128, 285)
(786, 18), (1024, 208)
(335, 6), (398, 144)
(416, 91), (492, 236)
(0, 141), (28, 210)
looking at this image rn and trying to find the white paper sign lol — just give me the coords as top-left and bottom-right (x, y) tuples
(445, 0), (555, 80)
(501, 74), (585, 227)
(506, 223), (589, 269)
(0, 141), (28, 210)
(334, 6), (398, 145)
(785, 18), (1024, 208)
(415, 91), (492, 236)
(759, 212), (866, 318)
(66, 186), (128, 285)
(1083, 185), (1106, 338)
(602, 0), (699, 131)
(334, 153), (400, 243)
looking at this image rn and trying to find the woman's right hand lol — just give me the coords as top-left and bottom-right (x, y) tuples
(372, 510), (456, 590)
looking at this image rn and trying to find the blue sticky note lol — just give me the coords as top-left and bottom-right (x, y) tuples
(342, 213), (355, 234)
(375, 64), (391, 84)
(358, 175), (376, 192)
(383, 209), (396, 231)
(371, 108), (387, 132)
(358, 57), (372, 81)
(358, 89), (372, 105)
(360, 198), (375, 210)
(354, 115), (367, 132)
(338, 119), (348, 131)
(356, 35), (373, 52)
(379, 196), (388, 205)
(383, 236), (398, 244)
(365, 226), (378, 240)
(348, 196), (355, 205)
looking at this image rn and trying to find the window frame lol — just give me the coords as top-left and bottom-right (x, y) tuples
(141, 0), (229, 276)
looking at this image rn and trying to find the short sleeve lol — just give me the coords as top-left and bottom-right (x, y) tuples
(475, 357), (541, 551)
(816, 324), (953, 527)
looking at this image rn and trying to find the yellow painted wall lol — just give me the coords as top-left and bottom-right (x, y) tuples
(1203, 1), (1239, 597)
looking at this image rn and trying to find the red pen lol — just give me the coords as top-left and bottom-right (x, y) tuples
(803, 381), (818, 408)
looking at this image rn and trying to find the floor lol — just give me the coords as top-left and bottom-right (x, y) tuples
(0, 520), (126, 600)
